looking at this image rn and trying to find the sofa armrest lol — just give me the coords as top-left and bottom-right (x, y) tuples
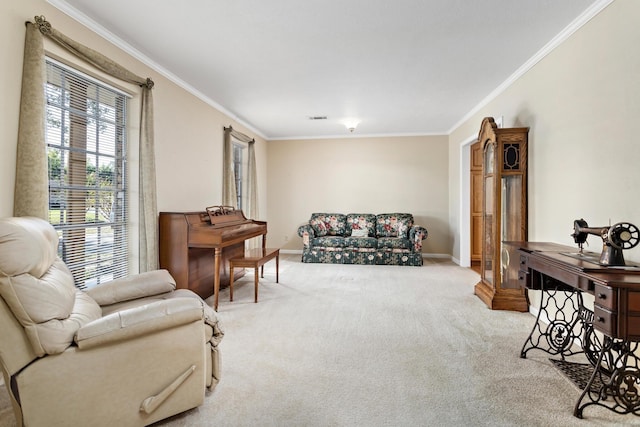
(297, 224), (315, 248)
(409, 225), (428, 252)
(75, 297), (203, 350)
(85, 269), (176, 306)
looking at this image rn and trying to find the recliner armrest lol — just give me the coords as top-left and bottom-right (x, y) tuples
(85, 269), (176, 306)
(75, 297), (203, 350)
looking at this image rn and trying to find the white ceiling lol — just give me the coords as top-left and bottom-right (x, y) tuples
(50, 0), (602, 139)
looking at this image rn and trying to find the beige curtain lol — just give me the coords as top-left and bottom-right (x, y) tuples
(246, 141), (259, 250)
(14, 22), (48, 219)
(15, 16), (159, 271)
(138, 86), (158, 271)
(222, 127), (238, 207)
(247, 141), (258, 221)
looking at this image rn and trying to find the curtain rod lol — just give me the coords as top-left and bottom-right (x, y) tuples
(225, 125), (255, 143)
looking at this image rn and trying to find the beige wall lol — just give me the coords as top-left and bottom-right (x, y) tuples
(3, 0), (639, 268)
(0, 0), (267, 234)
(449, 0), (640, 266)
(266, 135), (450, 255)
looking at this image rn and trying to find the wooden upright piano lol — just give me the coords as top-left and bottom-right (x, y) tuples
(159, 207), (267, 310)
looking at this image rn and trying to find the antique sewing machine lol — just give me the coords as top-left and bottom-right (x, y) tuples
(570, 218), (639, 266)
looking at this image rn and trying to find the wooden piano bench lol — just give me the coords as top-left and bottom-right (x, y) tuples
(228, 248), (280, 303)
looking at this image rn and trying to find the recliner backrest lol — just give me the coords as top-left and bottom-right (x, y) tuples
(0, 216), (58, 278)
(0, 217), (101, 358)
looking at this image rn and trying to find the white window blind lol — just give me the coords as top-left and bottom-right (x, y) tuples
(45, 59), (129, 290)
(232, 143), (244, 210)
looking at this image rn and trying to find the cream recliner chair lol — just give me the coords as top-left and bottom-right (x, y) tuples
(0, 217), (224, 427)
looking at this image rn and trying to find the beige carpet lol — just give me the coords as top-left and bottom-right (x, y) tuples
(1, 256), (638, 426)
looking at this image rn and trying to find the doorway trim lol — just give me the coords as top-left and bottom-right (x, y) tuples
(458, 117), (502, 267)
(458, 134), (476, 267)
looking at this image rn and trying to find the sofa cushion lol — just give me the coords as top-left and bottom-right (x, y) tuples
(376, 213), (413, 238)
(377, 237), (413, 252)
(345, 214), (376, 237)
(309, 213), (347, 237)
(310, 236), (346, 248)
(343, 237), (378, 249)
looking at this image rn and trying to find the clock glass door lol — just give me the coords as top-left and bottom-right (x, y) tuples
(482, 142), (495, 287)
(500, 175), (522, 288)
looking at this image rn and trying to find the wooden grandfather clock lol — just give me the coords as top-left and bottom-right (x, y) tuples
(474, 117), (529, 312)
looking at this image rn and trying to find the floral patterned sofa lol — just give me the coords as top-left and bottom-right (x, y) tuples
(297, 213), (428, 266)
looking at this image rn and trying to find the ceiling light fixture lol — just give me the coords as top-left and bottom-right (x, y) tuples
(344, 119), (359, 133)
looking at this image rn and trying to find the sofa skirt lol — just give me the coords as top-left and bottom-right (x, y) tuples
(301, 249), (423, 266)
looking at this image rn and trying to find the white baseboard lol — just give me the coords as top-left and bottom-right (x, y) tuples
(280, 249), (302, 255)
(529, 304), (543, 320)
(423, 253), (452, 260)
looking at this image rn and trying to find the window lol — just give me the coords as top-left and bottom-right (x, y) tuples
(232, 142), (247, 210)
(45, 59), (129, 290)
